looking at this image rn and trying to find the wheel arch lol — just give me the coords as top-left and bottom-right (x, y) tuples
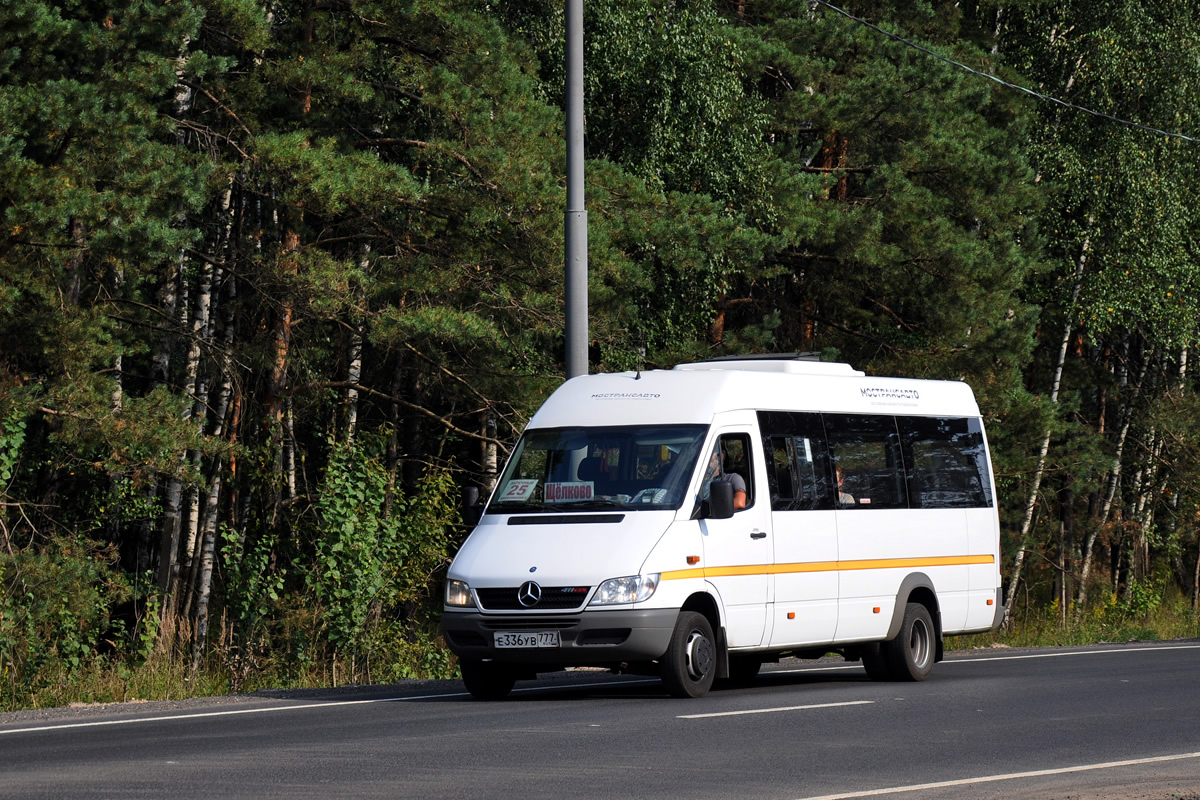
(886, 573), (943, 660)
(680, 590), (729, 678)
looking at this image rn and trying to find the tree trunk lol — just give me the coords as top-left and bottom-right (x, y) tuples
(156, 30), (200, 623)
(190, 469), (222, 676)
(344, 245), (368, 444)
(344, 325), (364, 444)
(157, 247), (193, 620)
(156, 473), (184, 617)
(1076, 353), (1147, 613)
(482, 408), (498, 495)
(1193, 531), (1199, 612)
(266, 229), (299, 524)
(284, 398), (297, 501)
(181, 195), (222, 572)
(1003, 230), (1090, 625)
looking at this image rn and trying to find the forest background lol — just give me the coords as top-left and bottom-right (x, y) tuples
(3, 0), (1200, 710)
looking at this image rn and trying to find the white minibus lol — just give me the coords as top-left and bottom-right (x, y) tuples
(441, 356), (1003, 698)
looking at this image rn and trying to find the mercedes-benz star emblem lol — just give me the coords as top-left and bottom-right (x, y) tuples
(517, 581), (542, 608)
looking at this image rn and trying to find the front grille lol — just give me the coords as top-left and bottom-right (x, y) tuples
(476, 586), (591, 611)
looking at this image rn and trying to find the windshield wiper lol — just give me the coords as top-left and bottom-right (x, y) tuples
(542, 499), (631, 511)
(487, 500), (625, 513)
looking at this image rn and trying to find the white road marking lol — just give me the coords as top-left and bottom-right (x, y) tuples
(943, 642), (1200, 664)
(793, 751), (1200, 800)
(769, 642), (1200, 675)
(679, 700), (873, 719)
(0, 678), (658, 735)
(0, 698), (432, 734)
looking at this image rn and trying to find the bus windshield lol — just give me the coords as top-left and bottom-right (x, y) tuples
(488, 425), (707, 513)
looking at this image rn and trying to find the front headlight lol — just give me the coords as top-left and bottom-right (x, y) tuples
(590, 574), (660, 605)
(445, 579), (476, 608)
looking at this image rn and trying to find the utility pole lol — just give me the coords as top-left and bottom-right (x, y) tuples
(564, 0), (588, 379)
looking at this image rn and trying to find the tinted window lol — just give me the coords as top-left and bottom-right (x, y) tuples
(897, 416), (993, 508)
(822, 414), (907, 509)
(757, 411), (833, 511)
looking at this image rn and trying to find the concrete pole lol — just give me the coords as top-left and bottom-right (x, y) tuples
(564, 0), (588, 378)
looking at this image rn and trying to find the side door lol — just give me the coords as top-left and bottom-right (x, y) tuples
(698, 428), (771, 648)
(824, 413), (913, 642)
(759, 412), (840, 648)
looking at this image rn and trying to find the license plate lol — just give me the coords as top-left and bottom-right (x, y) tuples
(494, 630), (560, 648)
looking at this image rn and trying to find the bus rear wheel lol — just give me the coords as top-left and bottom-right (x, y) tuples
(884, 602), (935, 681)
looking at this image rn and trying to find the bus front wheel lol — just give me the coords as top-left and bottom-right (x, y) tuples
(661, 611), (717, 698)
(460, 659), (517, 700)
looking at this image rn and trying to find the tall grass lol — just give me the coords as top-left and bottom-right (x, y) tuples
(950, 595), (1200, 651)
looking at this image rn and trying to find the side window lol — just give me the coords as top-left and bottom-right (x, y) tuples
(897, 416), (993, 508)
(758, 411), (834, 511)
(822, 414), (907, 509)
(718, 433), (754, 510)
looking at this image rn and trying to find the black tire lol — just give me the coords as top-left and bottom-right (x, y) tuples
(883, 602), (935, 681)
(660, 611), (717, 698)
(860, 642), (892, 681)
(723, 655), (762, 686)
(460, 659), (517, 700)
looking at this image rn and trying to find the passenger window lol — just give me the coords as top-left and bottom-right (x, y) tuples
(758, 411), (833, 511)
(822, 414), (907, 509)
(716, 434), (754, 510)
(897, 416), (993, 508)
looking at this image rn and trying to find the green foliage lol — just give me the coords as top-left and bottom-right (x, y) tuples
(133, 590), (161, 666)
(219, 525), (286, 680)
(0, 537), (130, 709)
(735, 1), (1041, 385)
(305, 440), (456, 664)
(0, 400), (28, 487)
(1006, 1), (1200, 348)
(1108, 578), (1165, 621)
(307, 440), (404, 655)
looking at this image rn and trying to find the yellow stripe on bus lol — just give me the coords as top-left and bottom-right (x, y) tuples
(660, 554), (995, 582)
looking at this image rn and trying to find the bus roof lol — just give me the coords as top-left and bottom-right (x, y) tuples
(526, 360), (982, 429)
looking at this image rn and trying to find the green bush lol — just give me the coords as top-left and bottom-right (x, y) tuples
(0, 538), (130, 709)
(215, 439), (463, 687)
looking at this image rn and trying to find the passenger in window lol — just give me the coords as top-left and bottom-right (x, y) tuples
(703, 442), (747, 510)
(836, 464), (856, 507)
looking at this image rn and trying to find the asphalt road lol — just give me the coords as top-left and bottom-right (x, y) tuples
(2, 641), (1199, 800)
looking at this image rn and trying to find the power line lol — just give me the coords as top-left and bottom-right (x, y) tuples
(810, 0), (1200, 144)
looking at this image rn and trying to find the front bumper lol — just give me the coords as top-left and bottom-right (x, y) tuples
(441, 607), (678, 666)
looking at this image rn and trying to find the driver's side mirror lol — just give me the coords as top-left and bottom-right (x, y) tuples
(706, 481), (735, 520)
(462, 486), (483, 526)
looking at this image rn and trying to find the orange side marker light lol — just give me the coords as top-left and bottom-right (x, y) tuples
(987, 598), (994, 606)
(787, 612), (796, 620)
(873, 607), (881, 614)
(686, 555), (700, 565)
